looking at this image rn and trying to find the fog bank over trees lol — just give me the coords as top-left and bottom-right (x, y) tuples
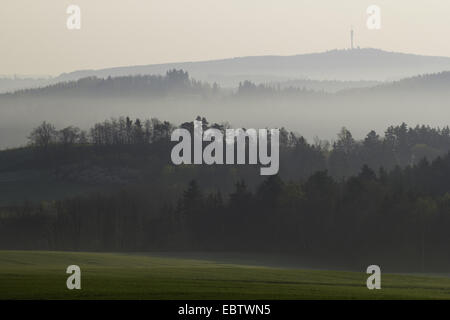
(2, 69), (450, 149)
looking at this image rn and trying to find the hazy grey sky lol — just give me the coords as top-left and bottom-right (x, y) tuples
(1, 0), (449, 76)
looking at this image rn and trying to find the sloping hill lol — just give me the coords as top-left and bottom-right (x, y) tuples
(4, 48), (450, 93)
(54, 48), (450, 84)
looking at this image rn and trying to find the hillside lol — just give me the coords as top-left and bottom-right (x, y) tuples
(54, 48), (450, 84)
(2, 121), (450, 271)
(4, 48), (450, 94)
(340, 71), (450, 94)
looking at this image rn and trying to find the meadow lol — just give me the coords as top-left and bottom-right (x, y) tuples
(0, 251), (449, 300)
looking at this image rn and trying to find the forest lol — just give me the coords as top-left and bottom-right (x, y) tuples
(0, 116), (450, 272)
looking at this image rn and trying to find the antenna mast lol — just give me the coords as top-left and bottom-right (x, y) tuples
(350, 27), (354, 49)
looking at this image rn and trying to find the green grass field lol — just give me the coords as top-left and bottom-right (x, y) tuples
(0, 250), (449, 300)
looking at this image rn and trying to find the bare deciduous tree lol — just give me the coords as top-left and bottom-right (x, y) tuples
(28, 121), (57, 149)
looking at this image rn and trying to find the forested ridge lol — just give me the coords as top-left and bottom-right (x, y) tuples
(1, 117), (450, 271)
(18, 115), (450, 180)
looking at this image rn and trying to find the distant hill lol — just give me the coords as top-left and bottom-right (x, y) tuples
(339, 71), (450, 95)
(6, 69), (450, 98)
(374, 71), (450, 91)
(4, 48), (450, 93)
(270, 79), (380, 93)
(53, 48), (450, 83)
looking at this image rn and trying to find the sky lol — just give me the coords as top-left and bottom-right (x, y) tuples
(1, 0), (449, 76)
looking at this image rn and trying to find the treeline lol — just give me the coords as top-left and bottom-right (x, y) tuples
(369, 71), (450, 93)
(236, 80), (320, 97)
(27, 117), (174, 148)
(2, 69), (329, 100)
(1, 153), (450, 271)
(27, 116), (450, 180)
(3, 69), (219, 98)
(9, 69), (450, 102)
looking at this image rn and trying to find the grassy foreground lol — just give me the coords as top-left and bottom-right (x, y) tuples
(0, 250), (449, 300)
